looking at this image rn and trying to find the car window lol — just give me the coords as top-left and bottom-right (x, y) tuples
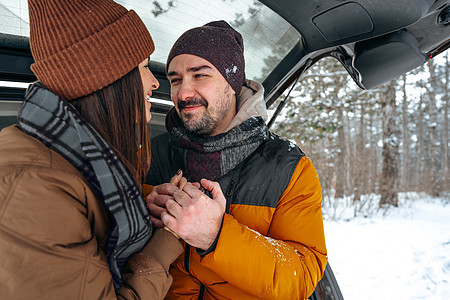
(0, 0), (302, 83)
(0, 1), (28, 37)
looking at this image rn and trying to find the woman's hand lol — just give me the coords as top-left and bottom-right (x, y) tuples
(145, 170), (187, 227)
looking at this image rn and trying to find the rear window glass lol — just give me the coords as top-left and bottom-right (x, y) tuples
(0, 0), (301, 82)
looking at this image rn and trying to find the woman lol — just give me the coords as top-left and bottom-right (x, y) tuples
(0, 0), (182, 298)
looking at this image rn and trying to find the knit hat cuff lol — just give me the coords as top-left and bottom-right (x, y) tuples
(31, 10), (154, 100)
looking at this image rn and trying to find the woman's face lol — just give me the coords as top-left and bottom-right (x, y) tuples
(138, 57), (160, 123)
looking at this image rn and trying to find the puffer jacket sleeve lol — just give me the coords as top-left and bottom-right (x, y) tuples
(117, 229), (184, 299)
(0, 146), (182, 299)
(199, 156), (328, 299)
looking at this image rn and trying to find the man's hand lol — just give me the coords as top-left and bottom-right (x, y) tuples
(161, 179), (226, 250)
(145, 170), (187, 227)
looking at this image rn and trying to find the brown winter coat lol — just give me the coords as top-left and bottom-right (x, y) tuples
(0, 125), (183, 299)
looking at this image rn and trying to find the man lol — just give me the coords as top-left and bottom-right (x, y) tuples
(146, 20), (327, 299)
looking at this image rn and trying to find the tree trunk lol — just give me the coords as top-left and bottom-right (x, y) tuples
(344, 112), (352, 197)
(369, 111), (378, 194)
(401, 75), (410, 191)
(427, 60), (440, 196)
(380, 80), (399, 207)
(353, 104), (367, 201)
(335, 108), (347, 198)
(444, 53), (449, 192)
(415, 74), (425, 191)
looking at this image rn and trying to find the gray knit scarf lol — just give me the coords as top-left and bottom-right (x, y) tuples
(166, 108), (268, 182)
(17, 82), (152, 289)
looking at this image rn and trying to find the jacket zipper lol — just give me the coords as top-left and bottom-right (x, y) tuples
(190, 179), (236, 300)
(184, 244), (191, 274)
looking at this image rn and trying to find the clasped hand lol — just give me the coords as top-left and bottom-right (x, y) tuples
(146, 171), (226, 250)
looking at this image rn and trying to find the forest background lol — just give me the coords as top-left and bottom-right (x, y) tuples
(269, 51), (450, 212)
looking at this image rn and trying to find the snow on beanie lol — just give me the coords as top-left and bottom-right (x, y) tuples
(28, 0), (155, 100)
(167, 20), (245, 97)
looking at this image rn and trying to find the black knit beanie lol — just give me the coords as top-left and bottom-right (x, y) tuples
(167, 20), (245, 97)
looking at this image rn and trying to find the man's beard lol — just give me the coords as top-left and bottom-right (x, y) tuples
(183, 109), (217, 136)
(178, 94), (230, 136)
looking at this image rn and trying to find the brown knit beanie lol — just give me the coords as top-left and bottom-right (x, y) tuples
(28, 0), (154, 100)
(167, 20), (245, 97)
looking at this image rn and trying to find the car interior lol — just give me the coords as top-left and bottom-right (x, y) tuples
(1, 0), (449, 299)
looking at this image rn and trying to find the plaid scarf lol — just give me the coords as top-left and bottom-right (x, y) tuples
(17, 82), (152, 289)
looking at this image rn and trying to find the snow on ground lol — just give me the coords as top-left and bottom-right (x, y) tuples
(323, 192), (450, 300)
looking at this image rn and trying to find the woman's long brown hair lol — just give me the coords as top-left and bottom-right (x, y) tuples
(72, 67), (151, 191)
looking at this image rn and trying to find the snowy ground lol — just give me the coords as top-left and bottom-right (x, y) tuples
(322, 192), (450, 300)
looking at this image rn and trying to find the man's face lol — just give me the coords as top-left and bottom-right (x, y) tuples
(167, 54), (236, 136)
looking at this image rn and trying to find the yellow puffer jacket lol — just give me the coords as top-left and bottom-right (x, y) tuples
(165, 153), (327, 299)
(0, 125), (183, 299)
